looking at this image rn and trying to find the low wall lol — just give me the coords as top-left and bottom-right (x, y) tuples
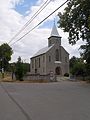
(23, 73), (56, 82)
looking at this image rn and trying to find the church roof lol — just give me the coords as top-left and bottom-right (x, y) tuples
(50, 23), (60, 37)
(31, 45), (54, 58)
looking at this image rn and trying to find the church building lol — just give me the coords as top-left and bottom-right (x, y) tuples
(30, 23), (69, 76)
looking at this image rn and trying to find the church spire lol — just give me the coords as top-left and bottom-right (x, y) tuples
(50, 21), (60, 37)
(48, 21), (61, 47)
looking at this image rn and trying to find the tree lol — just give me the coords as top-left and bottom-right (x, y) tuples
(69, 56), (77, 69)
(15, 57), (24, 81)
(0, 43), (13, 71)
(23, 63), (30, 74)
(58, 0), (90, 65)
(69, 56), (86, 78)
(72, 62), (86, 81)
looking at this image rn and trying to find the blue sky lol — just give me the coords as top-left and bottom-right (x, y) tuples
(14, 0), (53, 28)
(15, 0), (37, 16)
(14, 0), (56, 29)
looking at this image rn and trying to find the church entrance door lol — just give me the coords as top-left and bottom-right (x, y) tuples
(55, 67), (61, 75)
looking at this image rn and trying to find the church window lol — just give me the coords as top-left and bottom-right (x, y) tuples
(55, 49), (59, 61)
(39, 58), (40, 68)
(49, 56), (51, 62)
(43, 55), (45, 62)
(65, 57), (67, 63)
(35, 59), (37, 68)
(32, 59), (34, 68)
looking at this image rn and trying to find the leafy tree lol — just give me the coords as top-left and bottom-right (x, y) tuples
(69, 56), (86, 78)
(72, 62), (86, 76)
(15, 57), (30, 81)
(0, 43), (13, 71)
(70, 56), (84, 74)
(58, 0), (90, 67)
(15, 57), (24, 81)
(69, 56), (77, 69)
(80, 42), (90, 63)
(23, 63), (30, 74)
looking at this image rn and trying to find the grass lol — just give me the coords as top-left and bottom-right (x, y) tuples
(0, 72), (49, 83)
(2, 79), (49, 83)
(0, 72), (13, 82)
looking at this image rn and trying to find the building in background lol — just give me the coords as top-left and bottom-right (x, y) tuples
(30, 23), (69, 76)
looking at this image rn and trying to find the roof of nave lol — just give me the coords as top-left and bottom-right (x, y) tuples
(31, 44), (54, 58)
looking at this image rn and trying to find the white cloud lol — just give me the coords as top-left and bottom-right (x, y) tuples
(0, 0), (84, 63)
(0, 0), (24, 43)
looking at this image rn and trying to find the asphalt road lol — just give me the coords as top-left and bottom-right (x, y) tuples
(0, 81), (90, 120)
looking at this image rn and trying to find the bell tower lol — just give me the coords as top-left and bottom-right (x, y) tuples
(48, 23), (61, 47)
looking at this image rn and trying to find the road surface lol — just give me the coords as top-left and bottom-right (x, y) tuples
(0, 81), (90, 120)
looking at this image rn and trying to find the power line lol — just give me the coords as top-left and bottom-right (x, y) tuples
(8, 0), (52, 44)
(10, 0), (69, 46)
(8, 0), (51, 44)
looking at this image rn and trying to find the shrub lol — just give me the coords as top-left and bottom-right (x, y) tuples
(15, 57), (24, 81)
(64, 73), (69, 77)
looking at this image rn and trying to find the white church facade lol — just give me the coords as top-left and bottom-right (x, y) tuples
(30, 24), (69, 76)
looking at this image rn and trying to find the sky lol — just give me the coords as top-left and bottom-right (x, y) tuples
(0, 0), (84, 63)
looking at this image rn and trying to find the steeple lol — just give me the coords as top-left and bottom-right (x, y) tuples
(48, 22), (61, 47)
(50, 22), (60, 37)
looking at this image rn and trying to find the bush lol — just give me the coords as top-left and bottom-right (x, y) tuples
(15, 57), (24, 81)
(64, 73), (69, 77)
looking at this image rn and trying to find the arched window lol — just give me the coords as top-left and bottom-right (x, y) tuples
(32, 59), (34, 68)
(39, 58), (40, 68)
(55, 49), (59, 61)
(49, 56), (51, 62)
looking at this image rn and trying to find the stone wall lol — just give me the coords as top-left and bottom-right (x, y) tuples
(23, 73), (56, 82)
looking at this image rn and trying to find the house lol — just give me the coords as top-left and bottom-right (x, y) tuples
(30, 23), (69, 76)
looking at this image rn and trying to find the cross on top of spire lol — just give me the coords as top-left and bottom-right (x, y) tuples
(50, 20), (60, 37)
